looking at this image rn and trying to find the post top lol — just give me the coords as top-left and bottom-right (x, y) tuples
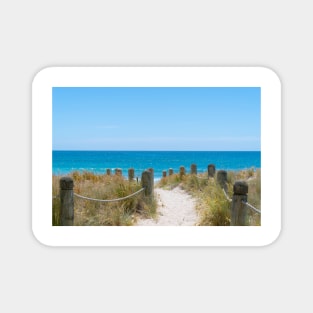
(143, 169), (152, 176)
(217, 170), (227, 174)
(60, 176), (74, 190)
(233, 181), (248, 195)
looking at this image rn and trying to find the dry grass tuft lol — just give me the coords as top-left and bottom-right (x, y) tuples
(52, 171), (156, 226)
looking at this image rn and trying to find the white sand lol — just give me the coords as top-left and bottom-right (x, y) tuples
(136, 186), (199, 226)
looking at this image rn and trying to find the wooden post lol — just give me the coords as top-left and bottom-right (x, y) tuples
(168, 168), (174, 176)
(208, 164), (216, 178)
(190, 164), (197, 175)
(148, 168), (154, 192)
(106, 168), (111, 176)
(128, 168), (135, 181)
(115, 168), (122, 176)
(217, 170), (228, 192)
(162, 170), (167, 178)
(179, 166), (185, 178)
(60, 177), (74, 226)
(141, 170), (153, 199)
(231, 181), (248, 226)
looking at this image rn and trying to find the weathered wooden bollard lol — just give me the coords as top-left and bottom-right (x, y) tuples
(115, 168), (122, 176)
(168, 168), (174, 176)
(231, 181), (248, 226)
(179, 166), (185, 178)
(162, 170), (167, 178)
(128, 168), (135, 181)
(208, 164), (216, 178)
(141, 170), (154, 199)
(217, 170), (228, 192)
(148, 168), (154, 176)
(190, 164), (197, 175)
(60, 177), (74, 226)
(148, 168), (154, 192)
(106, 168), (111, 176)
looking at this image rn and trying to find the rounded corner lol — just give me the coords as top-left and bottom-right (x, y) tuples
(260, 225), (282, 247)
(32, 66), (57, 88)
(31, 226), (54, 248)
(257, 66), (282, 87)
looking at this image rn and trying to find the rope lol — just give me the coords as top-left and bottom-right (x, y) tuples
(74, 188), (145, 203)
(219, 184), (260, 214)
(242, 201), (261, 214)
(222, 188), (232, 202)
(221, 188), (260, 214)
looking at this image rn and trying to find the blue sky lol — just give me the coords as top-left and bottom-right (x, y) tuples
(52, 87), (260, 151)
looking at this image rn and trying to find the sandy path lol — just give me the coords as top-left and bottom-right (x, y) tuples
(136, 186), (198, 226)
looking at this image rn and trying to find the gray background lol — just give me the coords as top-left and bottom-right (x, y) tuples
(1, 1), (311, 312)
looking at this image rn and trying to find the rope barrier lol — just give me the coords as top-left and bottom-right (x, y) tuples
(222, 188), (232, 202)
(74, 188), (145, 203)
(220, 186), (260, 214)
(242, 201), (261, 214)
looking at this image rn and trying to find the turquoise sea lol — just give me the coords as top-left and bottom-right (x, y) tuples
(53, 151), (261, 180)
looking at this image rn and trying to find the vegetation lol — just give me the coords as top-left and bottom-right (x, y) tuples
(52, 171), (157, 226)
(53, 168), (261, 226)
(156, 168), (261, 226)
(157, 173), (184, 189)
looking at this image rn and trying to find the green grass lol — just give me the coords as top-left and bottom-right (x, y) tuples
(52, 171), (157, 226)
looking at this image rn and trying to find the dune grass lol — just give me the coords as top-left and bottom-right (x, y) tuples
(156, 168), (261, 226)
(52, 171), (157, 226)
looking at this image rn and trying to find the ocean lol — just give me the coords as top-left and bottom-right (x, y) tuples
(52, 151), (261, 180)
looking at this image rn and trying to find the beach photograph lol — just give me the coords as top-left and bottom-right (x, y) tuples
(52, 86), (261, 226)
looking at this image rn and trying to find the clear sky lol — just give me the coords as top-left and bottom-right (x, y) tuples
(52, 87), (260, 151)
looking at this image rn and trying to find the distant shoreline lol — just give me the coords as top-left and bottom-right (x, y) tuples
(52, 150), (261, 179)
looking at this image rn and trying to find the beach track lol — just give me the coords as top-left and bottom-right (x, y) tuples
(136, 186), (199, 226)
